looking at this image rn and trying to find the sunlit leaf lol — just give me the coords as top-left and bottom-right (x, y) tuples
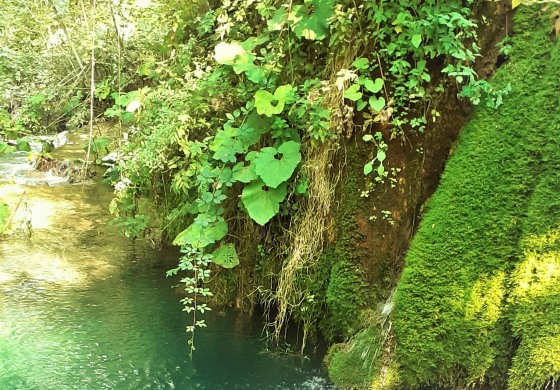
(232, 161), (258, 183)
(377, 149), (386, 162)
(173, 219), (228, 248)
(254, 85), (293, 117)
(364, 78), (384, 93)
(214, 42), (245, 65)
(291, 0), (335, 41)
(344, 84), (362, 101)
(352, 57), (369, 69)
(268, 7), (288, 30)
(364, 162), (373, 175)
(369, 96), (386, 112)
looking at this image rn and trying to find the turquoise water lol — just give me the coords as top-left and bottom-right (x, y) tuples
(0, 154), (335, 389)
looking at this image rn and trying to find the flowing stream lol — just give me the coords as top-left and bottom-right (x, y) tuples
(0, 149), (335, 389)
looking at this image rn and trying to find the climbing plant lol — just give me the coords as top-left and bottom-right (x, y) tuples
(101, 0), (506, 349)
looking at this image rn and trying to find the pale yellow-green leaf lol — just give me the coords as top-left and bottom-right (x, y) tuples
(213, 42), (245, 65)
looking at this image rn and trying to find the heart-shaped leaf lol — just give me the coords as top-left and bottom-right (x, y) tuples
(254, 85), (294, 117)
(364, 78), (384, 93)
(255, 90), (281, 117)
(254, 140), (301, 188)
(212, 243), (240, 269)
(352, 57), (369, 69)
(344, 84), (362, 101)
(242, 180), (288, 225)
(369, 96), (386, 112)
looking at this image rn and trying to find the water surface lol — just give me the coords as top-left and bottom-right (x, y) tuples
(0, 152), (335, 389)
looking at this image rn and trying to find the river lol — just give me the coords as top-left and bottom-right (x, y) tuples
(0, 150), (336, 389)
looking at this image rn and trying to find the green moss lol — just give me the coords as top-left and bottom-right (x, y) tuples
(392, 5), (559, 388)
(507, 32), (560, 389)
(323, 260), (368, 339)
(327, 327), (382, 388)
(319, 151), (372, 341)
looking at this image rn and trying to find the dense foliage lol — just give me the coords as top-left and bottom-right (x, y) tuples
(5, 0), (556, 388)
(97, 0), (501, 346)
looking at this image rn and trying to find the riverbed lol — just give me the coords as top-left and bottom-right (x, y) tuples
(0, 152), (335, 389)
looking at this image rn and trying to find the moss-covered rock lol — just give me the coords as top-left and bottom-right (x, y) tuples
(391, 4), (560, 389)
(507, 22), (560, 388)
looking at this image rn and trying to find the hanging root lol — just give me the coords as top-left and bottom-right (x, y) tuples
(268, 45), (358, 350)
(272, 144), (340, 349)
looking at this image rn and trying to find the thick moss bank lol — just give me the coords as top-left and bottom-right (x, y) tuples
(507, 22), (560, 389)
(391, 5), (559, 389)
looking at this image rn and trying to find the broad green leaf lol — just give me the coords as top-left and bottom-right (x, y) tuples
(364, 78), (384, 93)
(344, 84), (362, 101)
(212, 243), (240, 268)
(173, 219), (228, 248)
(245, 66), (267, 84)
(411, 34), (422, 48)
(254, 140), (301, 188)
(232, 52), (256, 74)
(16, 137), (31, 152)
(369, 96), (386, 112)
(0, 142), (16, 154)
(291, 0), (334, 40)
(214, 42), (245, 65)
(241, 35), (269, 51)
(352, 57), (369, 69)
(255, 90), (283, 116)
(378, 165), (385, 176)
(295, 179), (309, 195)
(242, 180), (287, 225)
(254, 85), (293, 117)
(364, 162), (373, 175)
(274, 85), (294, 102)
(232, 161), (258, 183)
(512, 0), (521, 9)
(377, 149), (386, 162)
